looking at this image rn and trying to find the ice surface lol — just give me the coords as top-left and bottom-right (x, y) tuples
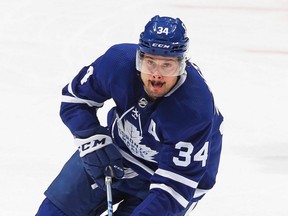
(0, 0), (287, 215)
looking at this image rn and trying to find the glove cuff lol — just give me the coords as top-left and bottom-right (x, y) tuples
(75, 134), (112, 157)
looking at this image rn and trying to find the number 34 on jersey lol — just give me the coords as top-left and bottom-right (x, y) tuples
(173, 141), (209, 167)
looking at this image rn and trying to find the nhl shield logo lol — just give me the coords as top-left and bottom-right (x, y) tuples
(138, 98), (148, 108)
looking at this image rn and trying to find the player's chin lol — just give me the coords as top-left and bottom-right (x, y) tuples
(149, 88), (166, 99)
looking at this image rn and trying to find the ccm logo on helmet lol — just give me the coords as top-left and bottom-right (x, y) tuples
(152, 43), (170, 49)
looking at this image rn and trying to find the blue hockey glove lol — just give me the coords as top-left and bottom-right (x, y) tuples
(74, 128), (124, 190)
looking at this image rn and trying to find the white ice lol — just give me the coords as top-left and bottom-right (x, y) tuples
(0, 0), (288, 215)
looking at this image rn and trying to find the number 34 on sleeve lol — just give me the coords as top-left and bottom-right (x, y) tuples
(173, 141), (209, 167)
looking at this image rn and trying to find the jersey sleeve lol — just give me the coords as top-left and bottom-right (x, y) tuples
(60, 44), (133, 136)
(60, 43), (139, 137)
(60, 59), (110, 136)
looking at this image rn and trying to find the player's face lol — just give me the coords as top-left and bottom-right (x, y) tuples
(140, 54), (179, 100)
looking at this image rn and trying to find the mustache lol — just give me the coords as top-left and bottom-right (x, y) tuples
(150, 80), (164, 85)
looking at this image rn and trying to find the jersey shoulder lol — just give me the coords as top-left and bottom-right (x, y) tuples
(90, 43), (142, 107)
(90, 43), (138, 81)
(183, 61), (215, 118)
(98, 43), (138, 66)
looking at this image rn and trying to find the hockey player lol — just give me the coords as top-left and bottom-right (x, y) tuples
(36, 15), (223, 216)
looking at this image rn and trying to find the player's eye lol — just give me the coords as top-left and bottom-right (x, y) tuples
(162, 63), (172, 68)
(146, 59), (156, 67)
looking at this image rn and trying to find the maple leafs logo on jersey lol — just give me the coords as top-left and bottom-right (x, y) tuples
(117, 118), (158, 162)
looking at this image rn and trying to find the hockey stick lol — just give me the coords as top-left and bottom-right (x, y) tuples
(105, 166), (114, 216)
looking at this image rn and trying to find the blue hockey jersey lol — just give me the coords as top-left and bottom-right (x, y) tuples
(60, 43), (223, 215)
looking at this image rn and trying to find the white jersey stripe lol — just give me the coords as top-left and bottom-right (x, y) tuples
(117, 148), (155, 176)
(193, 188), (209, 198)
(62, 80), (104, 107)
(155, 168), (198, 189)
(68, 80), (76, 97)
(150, 183), (189, 208)
(61, 95), (103, 107)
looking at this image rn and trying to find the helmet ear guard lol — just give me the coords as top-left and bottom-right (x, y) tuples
(138, 15), (189, 58)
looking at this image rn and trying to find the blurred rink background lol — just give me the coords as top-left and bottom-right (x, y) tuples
(0, 0), (287, 215)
